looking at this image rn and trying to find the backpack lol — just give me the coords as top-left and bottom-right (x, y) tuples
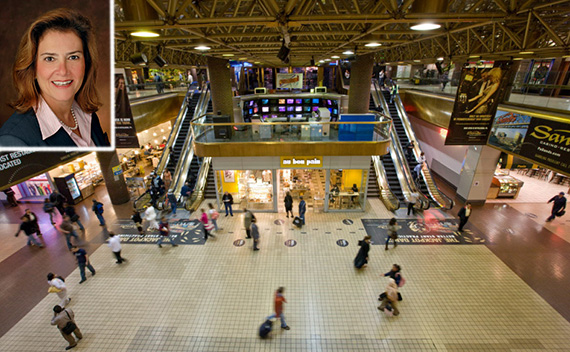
(397, 273), (406, 287)
(96, 202), (104, 214)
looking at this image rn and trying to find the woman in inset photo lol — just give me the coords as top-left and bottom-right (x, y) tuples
(0, 8), (110, 148)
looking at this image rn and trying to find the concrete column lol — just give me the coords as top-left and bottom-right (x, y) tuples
(456, 146), (501, 204)
(96, 152), (130, 205)
(348, 53), (374, 113)
(207, 56), (234, 117)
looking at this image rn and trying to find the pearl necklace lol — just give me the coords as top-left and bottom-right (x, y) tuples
(58, 108), (79, 131)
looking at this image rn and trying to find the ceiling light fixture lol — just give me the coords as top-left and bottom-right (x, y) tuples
(342, 50), (354, 55)
(519, 51), (534, 55)
(411, 23), (441, 31)
(469, 55), (480, 58)
(195, 45), (211, 50)
(437, 57), (444, 61)
(131, 31), (159, 38)
(413, 60), (421, 63)
(331, 55), (340, 59)
(222, 54), (234, 57)
(238, 57), (248, 61)
(319, 60), (325, 63)
(365, 42), (382, 47)
(513, 57), (524, 60)
(325, 59), (331, 62)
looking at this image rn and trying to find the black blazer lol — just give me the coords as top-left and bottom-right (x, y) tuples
(0, 109), (110, 147)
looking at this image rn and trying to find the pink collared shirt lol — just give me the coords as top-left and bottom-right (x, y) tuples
(35, 97), (94, 147)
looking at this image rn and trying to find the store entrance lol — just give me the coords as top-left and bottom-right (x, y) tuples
(277, 169), (326, 214)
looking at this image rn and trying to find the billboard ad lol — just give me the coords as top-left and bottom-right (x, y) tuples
(445, 61), (514, 145)
(115, 73), (140, 148)
(276, 73), (303, 89)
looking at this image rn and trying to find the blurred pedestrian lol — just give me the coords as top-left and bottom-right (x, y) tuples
(15, 215), (44, 247)
(24, 208), (42, 236)
(144, 205), (159, 232)
(378, 278), (400, 316)
(208, 203), (219, 232)
(222, 191), (234, 216)
(71, 246), (95, 284)
(546, 192), (566, 222)
(354, 235), (371, 269)
(284, 191), (293, 218)
(51, 305), (82, 350)
(457, 203), (472, 231)
(49, 191), (67, 215)
(107, 232), (125, 264)
(244, 207), (255, 239)
(47, 273), (70, 308)
(251, 218), (260, 251)
(299, 196), (306, 225)
(59, 215), (79, 251)
(385, 218), (401, 250)
(131, 210), (144, 236)
(266, 287), (290, 330)
(158, 216), (178, 248)
(63, 203), (84, 231)
(91, 199), (105, 226)
(200, 208), (215, 240)
(43, 198), (56, 225)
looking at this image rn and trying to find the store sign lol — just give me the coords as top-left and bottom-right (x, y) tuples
(488, 111), (570, 175)
(276, 73), (303, 89)
(0, 151), (85, 188)
(445, 61), (514, 145)
(280, 156), (322, 168)
(112, 165), (123, 176)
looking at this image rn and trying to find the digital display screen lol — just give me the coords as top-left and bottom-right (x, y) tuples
(312, 98), (320, 104)
(262, 115), (269, 118)
(253, 107), (258, 113)
(270, 99), (277, 104)
(295, 106), (302, 112)
(249, 109), (253, 114)
(278, 106), (286, 112)
(286, 99), (294, 104)
(303, 98), (311, 104)
(296, 114), (303, 118)
(327, 99), (332, 106)
(295, 99), (302, 104)
(262, 106), (269, 112)
(261, 99), (269, 104)
(331, 100), (338, 107)
(270, 106), (278, 112)
(287, 106), (294, 112)
(303, 106), (311, 112)
(333, 109), (338, 114)
(249, 100), (254, 107)
(328, 108), (333, 113)
(66, 177), (81, 200)
(279, 99), (286, 104)
(271, 114), (278, 118)
(312, 106), (319, 111)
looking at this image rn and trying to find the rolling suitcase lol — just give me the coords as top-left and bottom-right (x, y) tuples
(259, 319), (273, 338)
(293, 216), (303, 228)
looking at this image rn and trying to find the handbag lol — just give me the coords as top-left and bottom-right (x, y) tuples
(61, 311), (77, 334)
(48, 286), (62, 293)
(556, 210), (566, 217)
(390, 232), (398, 240)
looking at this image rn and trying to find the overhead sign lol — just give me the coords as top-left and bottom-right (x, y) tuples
(115, 73), (140, 148)
(276, 73), (303, 89)
(445, 61), (514, 145)
(280, 156), (322, 168)
(488, 110), (570, 175)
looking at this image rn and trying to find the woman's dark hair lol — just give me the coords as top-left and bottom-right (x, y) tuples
(53, 305), (63, 313)
(277, 287), (284, 293)
(11, 8), (100, 113)
(389, 218), (397, 225)
(393, 264), (401, 272)
(47, 272), (55, 280)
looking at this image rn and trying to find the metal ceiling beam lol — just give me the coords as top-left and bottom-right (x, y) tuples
(532, 10), (566, 47)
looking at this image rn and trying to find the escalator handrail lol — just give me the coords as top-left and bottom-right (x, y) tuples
(155, 85), (196, 179)
(188, 156), (212, 211)
(371, 155), (400, 211)
(393, 94), (455, 210)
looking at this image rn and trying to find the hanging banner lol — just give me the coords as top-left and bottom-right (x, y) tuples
(445, 61), (514, 145)
(115, 73), (140, 148)
(276, 73), (303, 89)
(488, 111), (570, 175)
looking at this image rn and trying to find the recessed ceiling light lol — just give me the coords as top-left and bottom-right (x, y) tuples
(222, 54), (234, 57)
(519, 51), (534, 54)
(513, 57), (524, 60)
(411, 23), (441, 31)
(437, 57), (444, 61)
(319, 60), (325, 63)
(343, 50), (354, 55)
(254, 61), (261, 64)
(331, 55), (340, 59)
(195, 45), (211, 50)
(131, 31), (159, 38)
(385, 62), (391, 65)
(365, 42), (382, 47)
(325, 59), (331, 61)
(238, 57), (248, 60)
(413, 60), (421, 63)
(398, 61), (404, 64)
(469, 55), (480, 58)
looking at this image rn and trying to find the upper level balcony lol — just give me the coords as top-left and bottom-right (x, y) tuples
(191, 115), (391, 157)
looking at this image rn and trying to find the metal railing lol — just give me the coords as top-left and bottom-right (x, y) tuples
(187, 156), (212, 212)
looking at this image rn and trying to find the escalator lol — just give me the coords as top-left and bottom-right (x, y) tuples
(380, 153), (404, 202)
(367, 161), (380, 198)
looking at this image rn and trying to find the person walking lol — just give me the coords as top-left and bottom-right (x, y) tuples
(378, 278), (400, 316)
(208, 203), (220, 232)
(131, 210), (145, 236)
(59, 215), (79, 251)
(457, 203), (472, 231)
(354, 235), (371, 269)
(167, 191), (178, 216)
(244, 208), (255, 239)
(107, 232), (125, 264)
(163, 169), (172, 191)
(284, 191), (293, 218)
(71, 246), (96, 284)
(180, 181), (192, 208)
(47, 273), (70, 308)
(24, 208), (43, 236)
(266, 287), (290, 330)
(158, 216), (178, 247)
(200, 208), (215, 240)
(91, 199), (105, 226)
(144, 205), (159, 232)
(405, 141), (415, 160)
(390, 82), (399, 103)
(51, 305), (82, 350)
(43, 198), (56, 225)
(15, 215), (44, 247)
(407, 192), (418, 216)
(222, 191), (234, 217)
(413, 162), (423, 183)
(63, 203), (85, 231)
(3, 188), (18, 207)
(298, 196), (306, 225)
(384, 264), (403, 287)
(546, 192), (566, 222)
(251, 218), (260, 251)
(385, 218), (401, 250)
(49, 191), (67, 216)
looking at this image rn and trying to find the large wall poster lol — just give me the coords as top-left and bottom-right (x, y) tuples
(445, 61), (514, 145)
(276, 73), (303, 89)
(115, 72), (140, 148)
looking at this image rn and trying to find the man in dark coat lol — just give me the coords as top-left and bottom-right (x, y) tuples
(546, 192), (567, 222)
(354, 236), (371, 269)
(457, 203), (472, 232)
(49, 191), (67, 215)
(298, 196), (306, 225)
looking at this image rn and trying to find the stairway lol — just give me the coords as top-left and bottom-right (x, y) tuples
(367, 161), (380, 198)
(166, 92), (200, 177)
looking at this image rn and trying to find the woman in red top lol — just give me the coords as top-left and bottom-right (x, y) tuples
(266, 287), (290, 330)
(200, 208), (215, 240)
(157, 216), (177, 248)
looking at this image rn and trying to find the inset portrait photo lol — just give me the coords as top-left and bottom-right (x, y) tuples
(0, 0), (112, 151)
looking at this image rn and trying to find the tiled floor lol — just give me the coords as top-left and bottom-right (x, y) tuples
(1, 198), (570, 351)
(485, 170), (569, 204)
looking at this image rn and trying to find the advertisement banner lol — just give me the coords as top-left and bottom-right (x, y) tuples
(488, 111), (570, 175)
(0, 151), (85, 188)
(276, 73), (303, 89)
(445, 61), (514, 145)
(115, 73), (140, 148)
